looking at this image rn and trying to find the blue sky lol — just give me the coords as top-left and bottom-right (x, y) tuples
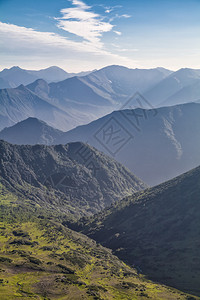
(0, 0), (200, 71)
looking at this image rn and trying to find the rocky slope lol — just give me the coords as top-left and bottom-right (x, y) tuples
(0, 140), (146, 218)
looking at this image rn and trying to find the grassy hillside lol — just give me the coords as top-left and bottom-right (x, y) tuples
(79, 166), (200, 297)
(0, 182), (194, 299)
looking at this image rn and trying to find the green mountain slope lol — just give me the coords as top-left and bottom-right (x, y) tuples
(0, 140), (146, 218)
(0, 182), (197, 300)
(79, 166), (200, 296)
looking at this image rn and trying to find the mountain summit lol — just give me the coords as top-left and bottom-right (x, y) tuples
(0, 117), (63, 145)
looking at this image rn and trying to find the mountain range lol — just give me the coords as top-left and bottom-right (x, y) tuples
(75, 65), (172, 105)
(0, 65), (200, 134)
(0, 66), (93, 88)
(57, 102), (200, 186)
(0, 65), (172, 132)
(1, 63), (200, 298)
(0, 83), (82, 131)
(78, 165), (200, 296)
(1, 102), (200, 186)
(144, 67), (200, 107)
(0, 113), (200, 298)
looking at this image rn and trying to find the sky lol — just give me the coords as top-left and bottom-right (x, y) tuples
(0, 0), (200, 72)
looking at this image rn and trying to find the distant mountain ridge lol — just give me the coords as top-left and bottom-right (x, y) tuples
(0, 65), (173, 131)
(57, 102), (200, 186)
(0, 84), (80, 131)
(77, 65), (172, 105)
(144, 67), (200, 106)
(0, 66), (94, 88)
(0, 65), (200, 134)
(26, 65), (172, 108)
(1, 65), (199, 109)
(0, 66), (39, 88)
(0, 117), (63, 145)
(1, 102), (200, 186)
(1, 65), (200, 107)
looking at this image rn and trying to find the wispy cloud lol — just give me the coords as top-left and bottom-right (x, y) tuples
(0, 21), (111, 55)
(109, 13), (132, 23)
(103, 5), (122, 14)
(56, 0), (113, 48)
(0, 1), (136, 71)
(0, 21), (137, 71)
(120, 14), (131, 18)
(114, 31), (122, 36)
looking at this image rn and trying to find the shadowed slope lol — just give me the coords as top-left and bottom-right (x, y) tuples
(80, 166), (200, 296)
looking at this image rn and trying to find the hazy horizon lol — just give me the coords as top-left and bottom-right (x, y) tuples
(1, 64), (200, 73)
(0, 0), (200, 72)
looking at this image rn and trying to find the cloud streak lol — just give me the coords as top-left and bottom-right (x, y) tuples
(0, 21), (121, 55)
(0, 1), (136, 71)
(0, 21), (137, 71)
(56, 0), (113, 48)
(114, 31), (122, 36)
